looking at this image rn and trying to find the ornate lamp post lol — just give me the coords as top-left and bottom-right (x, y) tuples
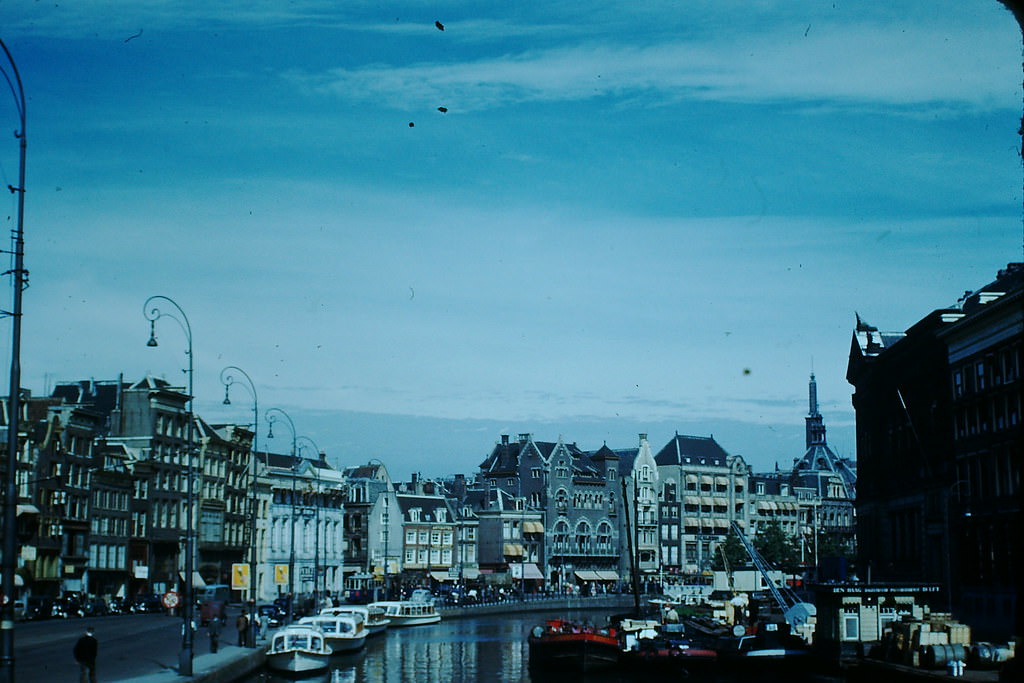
(220, 365), (259, 647)
(297, 436), (322, 611)
(0, 37), (26, 683)
(143, 295), (195, 676)
(265, 408), (297, 622)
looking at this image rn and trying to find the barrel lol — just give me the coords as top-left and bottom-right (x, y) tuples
(924, 643), (967, 669)
(971, 642), (1013, 669)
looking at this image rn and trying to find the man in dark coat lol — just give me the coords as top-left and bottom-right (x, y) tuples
(236, 612), (249, 647)
(208, 616), (222, 653)
(73, 626), (98, 683)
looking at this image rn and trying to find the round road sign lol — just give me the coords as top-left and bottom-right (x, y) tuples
(162, 590), (180, 610)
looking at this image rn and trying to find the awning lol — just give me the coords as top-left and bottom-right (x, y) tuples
(574, 570), (601, 581)
(684, 495), (700, 506)
(16, 504), (39, 516)
(700, 475), (714, 486)
(524, 521), (545, 534)
(685, 474), (697, 484)
(715, 476), (729, 486)
(181, 572), (207, 589)
(503, 543), (524, 557)
(462, 568), (480, 580)
(684, 517), (699, 527)
(701, 497), (714, 506)
(757, 501), (771, 511)
(596, 570), (619, 581)
(511, 563), (544, 580)
(14, 574), (23, 587)
(715, 519), (729, 528)
(430, 571), (454, 582)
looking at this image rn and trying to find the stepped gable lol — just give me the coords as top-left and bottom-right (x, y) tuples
(653, 433), (730, 466)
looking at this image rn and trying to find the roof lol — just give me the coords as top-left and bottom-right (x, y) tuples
(654, 434), (730, 467)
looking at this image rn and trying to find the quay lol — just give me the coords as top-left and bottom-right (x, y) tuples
(110, 595), (633, 682)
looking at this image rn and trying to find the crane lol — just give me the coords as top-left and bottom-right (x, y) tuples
(729, 521), (815, 630)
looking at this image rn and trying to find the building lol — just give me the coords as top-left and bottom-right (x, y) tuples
(654, 434), (751, 576)
(848, 262), (1021, 639)
(478, 434), (621, 592)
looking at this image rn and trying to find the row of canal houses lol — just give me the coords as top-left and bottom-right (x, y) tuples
(3, 374), (855, 605)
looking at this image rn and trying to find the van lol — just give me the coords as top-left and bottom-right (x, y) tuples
(199, 584), (230, 625)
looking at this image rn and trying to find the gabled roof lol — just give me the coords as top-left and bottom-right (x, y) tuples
(654, 434), (730, 467)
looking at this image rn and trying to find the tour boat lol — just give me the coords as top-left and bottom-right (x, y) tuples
(527, 618), (621, 673)
(319, 604), (391, 636)
(266, 624), (333, 674)
(368, 599), (441, 627)
(298, 613), (367, 653)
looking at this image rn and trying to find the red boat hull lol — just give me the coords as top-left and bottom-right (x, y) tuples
(528, 620), (621, 673)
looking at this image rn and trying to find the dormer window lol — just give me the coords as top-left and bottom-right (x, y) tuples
(410, 508), (421, 522)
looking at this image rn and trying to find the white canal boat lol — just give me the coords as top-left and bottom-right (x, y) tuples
(368, 599), (441, 627)
(319, 604), (391, 636)
(299, 613), (367, 653)
(266, 624), (333, 674)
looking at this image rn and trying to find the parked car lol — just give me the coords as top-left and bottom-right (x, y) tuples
(13, 599), (25, 621)
(132, 594), (164, 613)
(256, 604), (284, 628)
(24, 596), (56, 620)
(83, 597), (110, 617)
(58, 594), (85, 618)
(108, 596), (129, 614)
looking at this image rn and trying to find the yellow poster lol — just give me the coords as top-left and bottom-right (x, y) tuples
(231, 563), (250, 590)
(274, 564), (289, 586)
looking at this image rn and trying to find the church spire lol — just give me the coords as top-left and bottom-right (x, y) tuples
(805, 373), (827, 448)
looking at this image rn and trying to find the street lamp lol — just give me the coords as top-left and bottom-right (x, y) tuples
(0, 37), (27, 683)
(266, 408), (297, 622)
(220, 365), (259, 647)
(297, 436), (323, 611)
(143, 295), (195, 676)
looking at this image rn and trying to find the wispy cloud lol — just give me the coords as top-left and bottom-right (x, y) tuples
(291, 19), (1017, 113)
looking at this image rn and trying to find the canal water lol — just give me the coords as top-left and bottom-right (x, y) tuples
(243, 608), (845, 683)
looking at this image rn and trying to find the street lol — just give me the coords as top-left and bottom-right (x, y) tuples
(11, 609), (248, 682)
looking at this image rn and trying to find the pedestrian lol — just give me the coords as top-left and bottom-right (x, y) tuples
(236, 611), (249, 647)
(208, 616), (222, 653)
(259, 611), (270, 640)
(73, 626), (98, 683)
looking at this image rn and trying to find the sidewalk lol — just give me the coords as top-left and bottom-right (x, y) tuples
(113, 642), (266, 683)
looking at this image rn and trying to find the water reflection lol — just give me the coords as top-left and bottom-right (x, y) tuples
(244, 610), (843, 683)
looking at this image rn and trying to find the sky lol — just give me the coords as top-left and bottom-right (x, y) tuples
(1, 1), (1021, 480)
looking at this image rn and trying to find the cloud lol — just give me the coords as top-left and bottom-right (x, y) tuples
(291, 20), (1017, 113)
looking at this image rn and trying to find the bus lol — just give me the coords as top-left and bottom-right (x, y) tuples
(199, 584), (230, 625)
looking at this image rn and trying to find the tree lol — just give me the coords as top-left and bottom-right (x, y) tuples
(753, 520), (800, 573)
(711, 531), (749, 572)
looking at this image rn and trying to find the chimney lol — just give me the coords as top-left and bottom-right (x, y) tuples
(518, 433), (530, 444)
(501, 434), (509, 446)
(639, 433), (647, 444)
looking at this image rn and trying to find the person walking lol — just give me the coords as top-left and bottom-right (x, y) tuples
(236, 611), (249, 647)
(73, 626), (98, 683)
(208, 616), (222, 653)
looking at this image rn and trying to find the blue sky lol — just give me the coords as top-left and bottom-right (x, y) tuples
(1, 1), (1021, 479)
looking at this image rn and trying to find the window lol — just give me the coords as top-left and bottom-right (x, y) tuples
(842, 612), (860, 641)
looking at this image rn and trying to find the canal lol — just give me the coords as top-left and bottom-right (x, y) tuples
(243, 607), (845, 683)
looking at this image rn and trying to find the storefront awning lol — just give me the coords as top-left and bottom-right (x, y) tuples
(16, 504), (39, 516)
(503, 543), (524, 557)
(180, 572), (207, 590)
(575, 570), (601, 581)
(596, 570), (619, 581)
(430, 571), (454, 582)
(510, 563), (544, 580)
